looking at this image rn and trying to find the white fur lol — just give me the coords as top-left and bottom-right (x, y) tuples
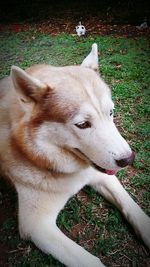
(16, 167), (150, 267)
(81, 43), (99, 71)
(0, 43), (150, 267)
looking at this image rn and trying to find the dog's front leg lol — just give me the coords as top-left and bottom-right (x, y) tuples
(30, 222), (105, 267)
(16, 184), (105, 267)
(89, 171), (150, 250)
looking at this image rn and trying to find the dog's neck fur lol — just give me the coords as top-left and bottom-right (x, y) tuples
(11, 123), (88, 174)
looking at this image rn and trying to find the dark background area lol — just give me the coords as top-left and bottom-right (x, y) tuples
(0, 0), (150, 25)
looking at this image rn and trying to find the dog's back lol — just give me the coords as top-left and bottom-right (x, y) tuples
(0, 76), (23, 175)
(0, 77), (12, 173)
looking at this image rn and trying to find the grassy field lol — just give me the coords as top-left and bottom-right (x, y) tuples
(0, 30), (150, 267)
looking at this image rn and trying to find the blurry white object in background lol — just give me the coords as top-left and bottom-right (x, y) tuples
(136, 20), (148, 30)
(76, 22), (86, 37)
(81, 43), (99, 71)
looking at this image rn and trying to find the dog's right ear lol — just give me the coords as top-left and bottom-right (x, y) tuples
(11, 66), (48, 103)
(81, 43), (99, 72)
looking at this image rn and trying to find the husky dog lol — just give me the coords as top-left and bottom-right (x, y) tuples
(0, 43), (149, 267)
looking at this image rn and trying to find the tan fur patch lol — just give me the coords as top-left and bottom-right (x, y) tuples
(11, 121), (51, 170)
(31, 88), (79, 126)
(11, 127), (87, 172)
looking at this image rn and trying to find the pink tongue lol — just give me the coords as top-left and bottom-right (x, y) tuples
(105, 170), (116, 175)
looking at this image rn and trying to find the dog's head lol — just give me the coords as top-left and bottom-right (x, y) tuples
(11, 43), (134, 175)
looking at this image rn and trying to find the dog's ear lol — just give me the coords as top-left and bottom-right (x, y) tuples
(81, 43), (99, 72)
(11, 66), (48, 103)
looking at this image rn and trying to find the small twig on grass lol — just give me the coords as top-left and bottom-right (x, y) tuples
(8, 245), (31, 254)
(108, 243), (128, 255)
(120, 253), (132, 262)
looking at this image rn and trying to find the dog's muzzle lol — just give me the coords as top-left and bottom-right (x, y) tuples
(73, 148), (135, 176)
(73, 148), (113, 174)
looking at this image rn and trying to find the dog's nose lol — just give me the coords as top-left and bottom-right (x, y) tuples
(116, 152), (135, 168)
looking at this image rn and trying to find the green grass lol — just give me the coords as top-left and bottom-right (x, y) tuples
(0, 31), (150, 267)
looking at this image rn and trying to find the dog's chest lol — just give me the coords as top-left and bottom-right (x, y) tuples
(7, 161), (91, 197)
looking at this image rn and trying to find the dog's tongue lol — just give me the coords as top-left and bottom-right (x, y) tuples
(105, 170), (116, 175)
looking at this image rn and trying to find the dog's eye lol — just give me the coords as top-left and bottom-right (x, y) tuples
(110, 109), (114, 116)
(75, 121), (91, 129)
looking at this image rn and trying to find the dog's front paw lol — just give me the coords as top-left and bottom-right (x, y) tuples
(88, 257), (106, 267)
(140, 215), (150, 250)
(80, 255), (106, 267)
(134, 212), (150, 250)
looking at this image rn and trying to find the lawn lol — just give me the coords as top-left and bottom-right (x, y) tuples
(0, 30), (150, 267)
